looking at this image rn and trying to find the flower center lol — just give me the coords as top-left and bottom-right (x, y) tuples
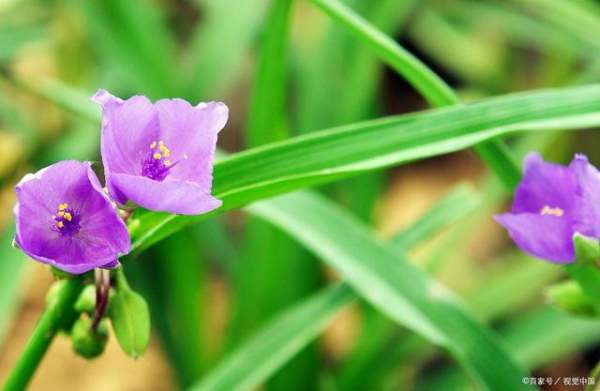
(52, 203), (81, 236)
(540, 205), (564, 217)
(142, 140), (173, 181)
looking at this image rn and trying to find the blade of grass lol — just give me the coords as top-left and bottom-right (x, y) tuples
(192, 184), (486, 391)
(245, 0), (293, 147)
(408, 5), (508, 92)
(247, 191), (532, 390)
(310, 0), (455, 107)
(234, 2), (323, 389)
(293, 0), (416, 228)
(310, 0), (522, 190)
(131, 84), (600, 251)
(419, 306), (600, 390)
(79, 0), (178, 97)
(191, 283), (355, 391)
(348, 131), (574, 389)
(186, 0), (270, 99)
(508, 0), (600, 53)
(294, 0), (416, 132)
(338, 184), (480, 389)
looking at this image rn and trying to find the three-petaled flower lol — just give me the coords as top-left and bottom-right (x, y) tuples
(495, 153), (600, 263)
(14, 161), (131, 274)
(92, 89), (228, 215)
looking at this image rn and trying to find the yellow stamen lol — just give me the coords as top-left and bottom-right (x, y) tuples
(57, 221), (64, 228)
(540, 205), (564, 217)
(57, 211), (65, 217)
(64, 212), (72, 221)
(58, 203), (68, 210)
(153, 153), (162, 160)
(150, 141), (157, 149)
(164, 160), (171, 166)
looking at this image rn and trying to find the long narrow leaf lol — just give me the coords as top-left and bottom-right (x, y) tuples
(310, 0), (522, 189)
(247, 191), (531, 390)
(192, 184), (485, 391)
(245, 0), (293, 146)
(131, 84), (600, 251)
(191, 283), (354, 391)
(186, 0), (270, 99)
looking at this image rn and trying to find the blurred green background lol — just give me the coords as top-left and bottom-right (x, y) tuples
(1, 0), (600, 390)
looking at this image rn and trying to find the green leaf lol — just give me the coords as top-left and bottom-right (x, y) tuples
(213, 85), (600, 210)
(194, 183), (483, 391)
(79, 0), (178, 97)
(547, 280), (597, 317)
(295, 0), (416, 132)
(133, 84), (600, 252)
(186, 0), (270, 99)
(108, 287), (151, 359)
(311, 0), (456, 107)
(423, 307), (600, 390)
(507, 0), (600, 52)
(337, 184), (480, 389)
(408, 5), (507, 91)
(191, 284), (354, 391)
(245, 0), (293, 146)
(247, 191), (532, 390)
(310, 0), (522, 189)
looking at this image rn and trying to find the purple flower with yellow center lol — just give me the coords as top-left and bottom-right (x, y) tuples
(92, 89), (228, 215)
(495, 153), (600, 263)
(14, 161), (131, 274)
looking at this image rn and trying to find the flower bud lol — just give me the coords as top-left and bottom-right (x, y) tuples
(71, 316), (109, 359)
(547, 280), (597, 317)
(74, 285), (97, 313)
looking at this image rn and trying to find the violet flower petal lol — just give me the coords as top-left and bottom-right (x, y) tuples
(570, 154), (600, 238)
(495, 152), (600, 264)
(495, 212), (575, 263)
(14, 161), (130, 274)
(110, 173), (221, 215)
(94, 90), (227, 215)
(94, 90), (158, 204)
(155, 99), (227, 189)
(512, 152), (577, 214)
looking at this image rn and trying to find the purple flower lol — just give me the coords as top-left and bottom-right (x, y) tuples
(14, 161), (131, 274)
(495, 153), (600, 263)
(92, 89), (228, 215)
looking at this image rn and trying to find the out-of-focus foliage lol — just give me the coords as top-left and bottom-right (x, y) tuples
(1, 0), (599, 390)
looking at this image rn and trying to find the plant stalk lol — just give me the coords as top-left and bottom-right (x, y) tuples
(3, 278), (83, 391)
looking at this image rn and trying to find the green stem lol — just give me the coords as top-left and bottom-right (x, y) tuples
(3, 278), (83, 391)
(115, 267), (131, 292)
(310, 0), (522, 190)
